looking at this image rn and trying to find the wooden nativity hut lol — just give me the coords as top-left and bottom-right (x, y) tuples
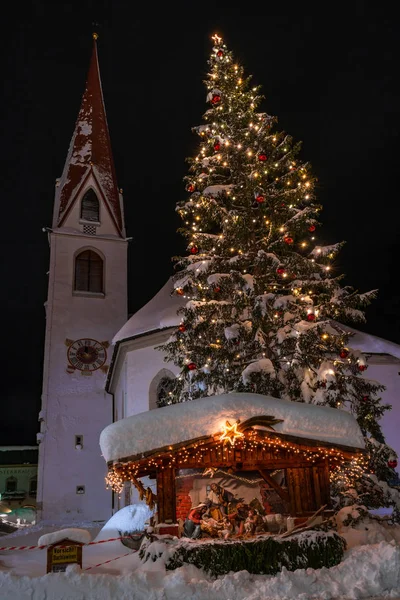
(100, 393), (366, 535)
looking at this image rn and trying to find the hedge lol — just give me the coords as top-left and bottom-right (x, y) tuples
(140, 530), (346, 576)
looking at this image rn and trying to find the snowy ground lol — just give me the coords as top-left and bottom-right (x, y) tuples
(0, 506), (400, 600)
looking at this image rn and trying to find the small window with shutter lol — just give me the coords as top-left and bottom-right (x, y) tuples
(80, 189), (100, 223)
(74, 250), (104, 293)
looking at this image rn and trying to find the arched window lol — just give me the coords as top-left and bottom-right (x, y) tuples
(149, 369), (176, 410)
(157, 377), (176, 407)
(80, 189), (100, 222)
(74, 250), (103, 293)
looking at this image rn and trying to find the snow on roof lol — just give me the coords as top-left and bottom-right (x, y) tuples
(343, 324), (400, 359)
(38, 528), (91, 547)
(99, 393), (365, 463)
(112, 283), (400, 358)
(112, 278), (185, 344)
(0, 446), (38, 451)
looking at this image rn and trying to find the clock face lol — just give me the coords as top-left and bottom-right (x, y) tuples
(67, 339), (107, 372)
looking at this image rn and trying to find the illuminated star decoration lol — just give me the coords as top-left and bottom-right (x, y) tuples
(219, 420), (245, 446)
(212, 33), (223, 44)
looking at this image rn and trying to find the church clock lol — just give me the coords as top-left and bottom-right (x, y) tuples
(66, 338), (107, 372)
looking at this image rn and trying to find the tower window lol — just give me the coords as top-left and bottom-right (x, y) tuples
(74, 250), (103, 293)
(81, 189), (100, 222)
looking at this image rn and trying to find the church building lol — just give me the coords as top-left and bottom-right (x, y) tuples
(36, 35), (128, 522)
(37, 37), (400, 523)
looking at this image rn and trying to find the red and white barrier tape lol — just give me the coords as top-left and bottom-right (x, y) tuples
(0, 535), (136, 552)
(84, 550), (136, 571)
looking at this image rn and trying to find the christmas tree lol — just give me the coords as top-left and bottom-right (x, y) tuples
(158, 34), (398, 503)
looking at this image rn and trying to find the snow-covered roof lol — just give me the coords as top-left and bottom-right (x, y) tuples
(342, 324), (400, 359)
(112, 278), (184, 344)
(99, 393), (365, 463)
(112, 282), (400, 360)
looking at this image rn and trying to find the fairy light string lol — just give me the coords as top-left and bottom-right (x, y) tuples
(105, 427), (367, 494)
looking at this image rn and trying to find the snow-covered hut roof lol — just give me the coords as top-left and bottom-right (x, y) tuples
(112, 278), (184, 344)
(99, 393), (365, 463)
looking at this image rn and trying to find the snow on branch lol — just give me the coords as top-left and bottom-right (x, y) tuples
(203, 184), (234, 197)
(241, 358), (276, 384)
(310, 243), (343, 258)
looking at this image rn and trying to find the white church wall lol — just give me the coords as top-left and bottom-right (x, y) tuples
(38, 232), (127, 523)
(125, 345), (179, 416)
(363, 360), (400, 463)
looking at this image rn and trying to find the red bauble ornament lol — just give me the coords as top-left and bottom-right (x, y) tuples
(308, 225), (316, 232)
(255, 194), (265, 203)
(362, 396), (369, 402)
(284, 236), (294, 245)
(187, 362), (197, 371)
(187, 184), (195, 192)
(388, 459), (398, 469)
(214, 141), (221, 151)
(211, 94), (221, 105)
(307, 313), (316, 322)
(340, 348), (349, 359)
(190, 246), (199, 255)
(358, 364), (367, 372)
(258, 153), (268, 161)
(276, 266), (286, 275)
(176, 288), (184, 296)
(214, 286), (221, 293)
(178, 324), (186, 332)
(217, 50), (224, 57)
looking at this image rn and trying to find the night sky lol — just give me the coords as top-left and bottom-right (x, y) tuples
(1, 4), (399, 444)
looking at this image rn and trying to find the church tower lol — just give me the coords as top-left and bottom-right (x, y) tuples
(37, 35), (128, 522)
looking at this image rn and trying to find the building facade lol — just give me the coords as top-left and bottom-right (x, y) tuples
(36, 36), (128, 523)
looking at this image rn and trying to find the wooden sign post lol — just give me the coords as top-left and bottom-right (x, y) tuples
(46, 538), (83, 573)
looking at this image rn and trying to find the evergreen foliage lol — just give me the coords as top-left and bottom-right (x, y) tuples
(140, 531), (346, 576)
(158, 35), (397, 491)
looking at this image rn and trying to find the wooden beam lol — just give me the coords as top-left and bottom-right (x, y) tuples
(107, 426), (365, 468)
(258, 469), (290, 503)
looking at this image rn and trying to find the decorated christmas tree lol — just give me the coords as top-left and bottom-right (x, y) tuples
(158, 34), (398, 505)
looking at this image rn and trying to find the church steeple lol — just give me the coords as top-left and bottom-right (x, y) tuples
(54, 33), (124, 236)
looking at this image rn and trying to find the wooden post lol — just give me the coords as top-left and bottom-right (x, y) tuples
(156, 466), (176, 524)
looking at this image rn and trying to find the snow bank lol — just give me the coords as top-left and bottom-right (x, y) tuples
(0, 520), (400, 598)
(93, 504), (153, 542)
(38, 528), (91, 546)
(99, 392), (365, 463)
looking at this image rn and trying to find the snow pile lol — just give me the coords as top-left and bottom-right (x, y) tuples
(1, 525), (400, 599)
(99, 392), (365, 463)
(335, 505), (400, 550)
(38, 528), (91, 547)
(93, 504), (153, 542)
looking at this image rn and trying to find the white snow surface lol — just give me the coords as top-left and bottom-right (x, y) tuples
(99, 392), (365, 463)
(38, 528), (91, 547)
(0, 508), (399, 599)
(93, 504), (153, 541)
(112, 278), (184, 344)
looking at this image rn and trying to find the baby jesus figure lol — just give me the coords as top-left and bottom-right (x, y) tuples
(218, 516), (234, 540)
